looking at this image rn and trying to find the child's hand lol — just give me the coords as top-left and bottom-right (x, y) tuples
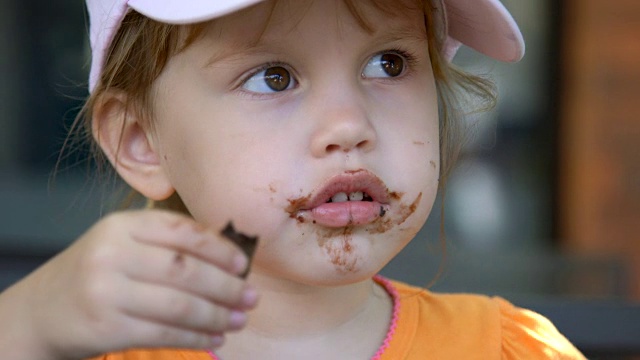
(0, 210), (257, 360)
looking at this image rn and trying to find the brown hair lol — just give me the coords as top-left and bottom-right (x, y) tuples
(69, 0), (495, 214)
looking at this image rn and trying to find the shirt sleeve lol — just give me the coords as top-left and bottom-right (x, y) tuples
(86, 355), (111, 360)
(496, 297), (587, 360)
(85, 349), (209, 360)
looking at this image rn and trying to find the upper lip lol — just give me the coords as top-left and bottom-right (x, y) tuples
(292, 169), (391, 211)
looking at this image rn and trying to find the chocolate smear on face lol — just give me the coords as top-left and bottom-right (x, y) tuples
(366, 192), (422, 234)
(286, 194), (311, 216)
(323, 227), (359, 273)
(221, 222), (258, 279)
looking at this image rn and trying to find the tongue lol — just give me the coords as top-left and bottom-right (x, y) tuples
(310, 201), (383, 227)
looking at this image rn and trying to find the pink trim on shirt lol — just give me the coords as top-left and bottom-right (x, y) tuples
(371, 275), (400, 360)
(208, 275), (400, 360)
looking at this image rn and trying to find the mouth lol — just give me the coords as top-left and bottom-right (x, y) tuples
(326, 191), (374, 203)
(286, 169), (393, 227)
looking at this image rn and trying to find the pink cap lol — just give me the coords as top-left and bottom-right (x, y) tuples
(87, 0), (525, 92)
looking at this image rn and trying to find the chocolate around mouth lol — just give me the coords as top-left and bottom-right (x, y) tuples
(285, 169), (392, 214)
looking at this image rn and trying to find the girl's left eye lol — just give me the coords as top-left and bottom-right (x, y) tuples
(242, 66), (297, 93)
(362, 52), (406, 79)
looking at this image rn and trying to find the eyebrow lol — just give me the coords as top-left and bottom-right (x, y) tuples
(203, 42), (281, 69)
(200, 19), (280, 68)
(203, 23), (428, 69)
(370, 24), (429, 44)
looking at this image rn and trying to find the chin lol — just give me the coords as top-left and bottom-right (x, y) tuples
(297, 267), (382, 287)
(251, 250), (388, 288)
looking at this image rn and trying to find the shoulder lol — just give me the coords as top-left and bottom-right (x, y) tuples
(495, 297), (586, 359)
(387, 279), (586, 360)
(390, 279), (504, 331)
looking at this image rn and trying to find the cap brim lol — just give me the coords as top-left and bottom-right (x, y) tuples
(444, 0), (525, 62)
(88, 0), (524, 92)
(130, 0), (524, 62)
(127, 0), (266, 24)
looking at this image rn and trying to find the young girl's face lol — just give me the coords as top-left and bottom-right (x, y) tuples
(147, 0), (439, 285)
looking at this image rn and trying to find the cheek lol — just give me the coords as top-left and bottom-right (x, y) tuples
(379, 90), (440, 219)
(373, 69), (439, 142)
(377, 83), (440, 169)
(156, 119), (296, 234)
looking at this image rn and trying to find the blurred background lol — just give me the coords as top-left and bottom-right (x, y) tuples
(1, 0), (639, 357)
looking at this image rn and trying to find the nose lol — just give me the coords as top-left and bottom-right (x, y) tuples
(309, 95), (378, 158)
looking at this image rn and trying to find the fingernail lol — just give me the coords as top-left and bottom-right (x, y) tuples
(233, 253), (248, 275)
(242, 286), (259, 308)
(229, 310), (247, 330)
(210, 334), (225, 347)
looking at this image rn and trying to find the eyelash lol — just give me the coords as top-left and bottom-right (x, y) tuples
(233, 61), (293, 99)
(368, 48), (419, 81)
(239, 61), (292, 83)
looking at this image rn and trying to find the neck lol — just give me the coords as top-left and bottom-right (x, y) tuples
(218, 274), (393, 359)
(247, 273), (378, 337)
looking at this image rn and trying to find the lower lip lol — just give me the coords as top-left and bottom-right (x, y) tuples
(305, 201), (386, 227)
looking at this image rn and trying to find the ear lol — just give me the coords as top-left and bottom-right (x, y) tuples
(92, 91), (175, 201)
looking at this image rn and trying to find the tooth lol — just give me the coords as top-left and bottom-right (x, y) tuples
(331, 192), (348, 203)
(349, 191), (364, 201)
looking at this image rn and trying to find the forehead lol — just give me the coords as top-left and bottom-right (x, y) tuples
(198, 0), (427, 55)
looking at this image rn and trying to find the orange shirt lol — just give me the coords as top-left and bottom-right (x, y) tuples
(380, 280), (585, 359)
(89, 278), (585, 360)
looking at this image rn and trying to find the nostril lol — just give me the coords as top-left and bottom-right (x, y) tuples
(326, 144), (340, 153)
(325, 140), (369, 153)
(356, 140), (369, 148)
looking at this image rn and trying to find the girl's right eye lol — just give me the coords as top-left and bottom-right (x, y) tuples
(241, 66), (297, 94)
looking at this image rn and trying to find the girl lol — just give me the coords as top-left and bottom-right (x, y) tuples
(0, 0), (586, 359)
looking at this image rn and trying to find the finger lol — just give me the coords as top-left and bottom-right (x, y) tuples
(125, 210), (249, 276)
(122, 244), (257, 309)
(118, 282), (248, 334)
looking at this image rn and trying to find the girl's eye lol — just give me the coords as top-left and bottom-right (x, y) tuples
(242, 66), (296, 93)
(362, 52), (406, 79)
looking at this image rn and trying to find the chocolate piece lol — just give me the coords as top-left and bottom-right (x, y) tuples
(221, 222), (258, 278)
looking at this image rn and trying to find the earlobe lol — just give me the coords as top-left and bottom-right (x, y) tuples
(92, 91), (175, 201)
